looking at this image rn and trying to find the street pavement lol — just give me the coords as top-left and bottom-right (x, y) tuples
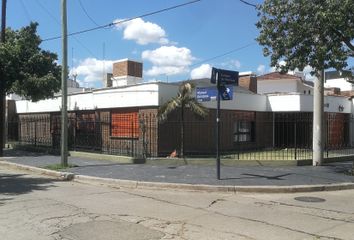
(2, 149), (354, 187)
(1, 166), (354, 240)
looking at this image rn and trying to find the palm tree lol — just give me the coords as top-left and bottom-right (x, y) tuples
(158, 82), (208, 157)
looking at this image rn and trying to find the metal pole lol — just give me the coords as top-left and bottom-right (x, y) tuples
(216, 72), (221, 180)
(61, 0), (68, 166)
(313, 69), (324, 166)
(0, 0), (7, 156)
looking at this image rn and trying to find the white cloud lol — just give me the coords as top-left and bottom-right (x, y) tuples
(142, 46), (195, 76)
(115, 18), (169, 45)
(71, 58), (116, 86)
(257, 64), (266, 74)
(220, 59), (241, 70)
(190, 64), (212, 79)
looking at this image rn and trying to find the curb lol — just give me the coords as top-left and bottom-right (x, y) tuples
(1, 160), (354, 193)
(0, 161), (74, 181)
(73, 174), (354, 194)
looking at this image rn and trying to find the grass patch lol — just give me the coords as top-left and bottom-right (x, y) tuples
(44, 163), (78, 171)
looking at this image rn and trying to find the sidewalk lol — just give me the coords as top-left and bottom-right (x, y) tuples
(1, 149), (354, 192)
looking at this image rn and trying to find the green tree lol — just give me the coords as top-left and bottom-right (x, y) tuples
(0, 22), (61, 101)
(0, 22), (61, 156)
(158, 82), (208, 157)
(256, 0), (353, 72)
(256, 0), (354, 165)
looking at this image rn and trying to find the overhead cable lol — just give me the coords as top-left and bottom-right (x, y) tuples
(43, 0), (201, 42)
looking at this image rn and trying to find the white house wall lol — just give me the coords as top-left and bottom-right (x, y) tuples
(325, 78), (354, 91)
(201, 92), (267, 111)
(296, 81), (313, 95)
(267, 94), (351, 113)
(257, 79), (298, 94)
(158, 83), (179, 106)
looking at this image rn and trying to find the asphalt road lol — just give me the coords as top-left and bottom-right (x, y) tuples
(1, 167), (354, 240)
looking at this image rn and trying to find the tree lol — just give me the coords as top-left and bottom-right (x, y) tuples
(0, 22), (61, 101)
(0, 22), (61, 156)
(256, 0), (354, 166)
(158, 82), (208, 157)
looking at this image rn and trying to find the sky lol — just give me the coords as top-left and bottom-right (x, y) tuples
(7, 0), (277, 88)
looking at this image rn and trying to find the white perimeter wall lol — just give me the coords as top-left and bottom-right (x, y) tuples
(16, 83), (160, 113)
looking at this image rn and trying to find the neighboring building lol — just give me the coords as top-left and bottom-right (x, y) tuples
(324, 70), (354, 96)
(257, 72), (313, 95)
(7, 60), (354, 158)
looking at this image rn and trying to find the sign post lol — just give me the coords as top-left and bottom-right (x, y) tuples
(211, 67), (239, 180)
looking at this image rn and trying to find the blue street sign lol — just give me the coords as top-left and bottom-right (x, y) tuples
(196, 86), (233, 102)
(196, 87), (217, 102)
(219, 85), (233, 100)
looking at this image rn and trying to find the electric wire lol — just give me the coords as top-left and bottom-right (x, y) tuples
(42, 0), (201, 42)
(19, 0), (32, 22)
(35, 0), (98, 58)
(239, 0), (257, 8)
(190, 42), (257, 67)
(78, 0), (100, 27)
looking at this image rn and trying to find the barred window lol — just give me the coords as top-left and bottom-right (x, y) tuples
(234, 121), (254, 142)
(111, 111), (139, 138)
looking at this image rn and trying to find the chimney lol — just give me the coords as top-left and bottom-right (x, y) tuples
(112, 59), (143, 86)
(239, 73), (257, 93)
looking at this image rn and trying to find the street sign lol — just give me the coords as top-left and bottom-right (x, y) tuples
(219, 85), (233, 100)
(196, 87), (217, 102)
(211, 67), (218, 84)
(210, 67), (239, 85)
(196, 86), (233, 102)
(218, 69), (239, 85)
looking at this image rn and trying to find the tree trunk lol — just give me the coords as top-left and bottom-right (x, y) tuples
(313, 69), (324, 166)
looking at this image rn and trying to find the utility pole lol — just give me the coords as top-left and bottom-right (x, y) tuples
(0, 0), (7, 156)
(312, 69), (324, 166)
(61, 0), (68, 166)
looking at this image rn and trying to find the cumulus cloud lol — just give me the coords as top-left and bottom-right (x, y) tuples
(190, 64), (212, 79)
(114, 18), (169, 45)
(257, 64), (266, 74)
(142, 46), (195, 76)
(71, 58), (116, 86)
(220, 59), (241, 70)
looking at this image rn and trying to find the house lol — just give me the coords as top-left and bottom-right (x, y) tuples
(257, 72), (313, 95)
(6, 60), (354, 159)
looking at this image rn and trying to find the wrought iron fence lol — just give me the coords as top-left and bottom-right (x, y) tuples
(6, 111), (354, 160)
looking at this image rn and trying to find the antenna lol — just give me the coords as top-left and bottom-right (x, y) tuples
(102, 42), (106, 84)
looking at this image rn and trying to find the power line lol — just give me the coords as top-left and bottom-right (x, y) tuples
(35, 0), (98, 58)
(43, 0), (201, 42)
(191, 42), (256, 67)
(19, 0), (32, 21)
(239, 0), (257, 8)
(78, 0), (100, 27)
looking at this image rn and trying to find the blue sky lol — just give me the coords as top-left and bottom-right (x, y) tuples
(7, 0), (271, 87)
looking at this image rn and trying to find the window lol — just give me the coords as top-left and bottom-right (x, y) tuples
(234, 121), (254, 142)
(111, 111), (139, 138)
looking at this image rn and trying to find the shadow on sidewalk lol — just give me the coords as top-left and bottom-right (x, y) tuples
(3, 149), (49, 157)
(0, 173), (57, 196)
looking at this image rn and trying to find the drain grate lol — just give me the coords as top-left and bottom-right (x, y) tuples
(294, 196), (326, 203)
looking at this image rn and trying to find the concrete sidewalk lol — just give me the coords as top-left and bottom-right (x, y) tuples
(1, 149), (354, 192)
